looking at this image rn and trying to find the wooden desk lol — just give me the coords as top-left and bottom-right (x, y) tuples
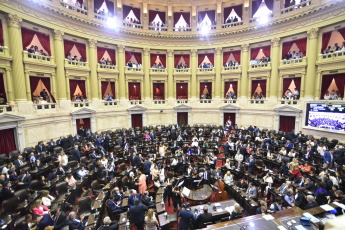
(86, 214), (96, 229)
(122, 197), (128, 208)
(184, 184), (212, 202)
(156, 202), (166, 214)
(191, 199), (236, 221)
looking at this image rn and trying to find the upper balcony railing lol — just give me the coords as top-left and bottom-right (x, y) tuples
(279, 99), (299, 105)
(281, 0), (312, 15)
(125, 66), (143, 73)
(198, 67), (215, 73)
(123, 22), (143, 29)
(153, 99), (167, 105)
(23, 51), (54, 65)
(129, 100), (143, 105)
(148, 26), (168, 32)
(150, 68), (167, 74)
(318, 50), (345, 62)
(0, 105), (13, 113)
(223, 99), (238, 104)
(223, 65), (241, 71)
(33, 103), (57, 110)
(222, 21), (244, 28)
(176, 98), (188, 104)
(249, 62), (271, 69)
(199, 99), (213, 104)
(173, 27), (192, 32)
(60, 0), (87, 16)
(174, 68), (191, 74)
(102, 100), (118, 107)
(196, 25), (217, 32)
(249, 99), (267, 104)
(65, 59), (89, 69)
(97, 64), (118, 72)
(0, 46), (10, 58)
(280, 57), (307, 67)
(72, 101), (90, 108)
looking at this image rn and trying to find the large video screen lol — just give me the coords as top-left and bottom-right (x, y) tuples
(305, 103), (345, 131)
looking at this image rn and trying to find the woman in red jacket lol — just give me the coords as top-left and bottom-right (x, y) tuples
(31, 199), (49, 216)
(291, 166), (302, 184)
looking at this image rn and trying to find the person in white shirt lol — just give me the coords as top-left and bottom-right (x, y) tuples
(287, 150), (296, 158)
(41, 190), (55, 207)
(78, 166), (89, 178)
(191, 135), (199, 147)
(267, 150), (273, 159)
(58, 152), (68, 166)
(159, 165), (165, 183)
(263, 173), (273, 195)
(224, 171), (234, 186)
(279, 147), (287, 156)
(317, 144), (326, 156)
(225, 159), (231, 169)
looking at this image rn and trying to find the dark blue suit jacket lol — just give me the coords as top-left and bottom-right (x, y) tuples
(129, 204), (148, 224)
(71, 148), (80, 162)
(128, 193), (141, 207)
(178, 209), (195, 229)
(323, 151), (334, 164)
(143, 161), (151, 174)
(107, 200), (122, 213)
(37, 214), (54, 230)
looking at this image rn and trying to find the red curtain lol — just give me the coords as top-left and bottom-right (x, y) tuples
(176, 83), (188, 99)
(105, 0), (114, 15)
(94, 0), (103, 11)
(321, 74), (345, 97)
(283, 77), (301, 96)
(251, 46), (271, 60)
(97, 47), (116, 64)
(149, 10), (166, 24)
(338, 28), (345, 40)
(131, 114), (143, 128)
(159, 54), (166, 67)
(83, 118), (90, 129)
(294, 38), (307, 56)
(69, 79), (86, 100)
(173, 12), (190, 27)
(223, 51), (241, 65)
(64, 40), (86, 60)
(0, 73), (7, 102)
(21, 28), (51, 56)
(150, 54), (157, 67)
(174, 54), (190, 67)
(177, 112), (188, 126)
(200, 82), (212, 99)
(101, 81), (108, 98)
(151, 54), (166, 67)
(30, 77), (55, 102)
(110, 82), (115, 99)
(223, 113), (236, 126)
(0, 129), (16, 156)
(279, 116), (295, 132)
(128, 82), (141, 100)
(224, 81), (238, 98)
(282, 41), (295, 59)
(123, 5), (141, 23)
(198, 53), (214, 66)
(252, 0), (262, 17)
(223, 5), (243, 22)
(21, 28), (36, 51)
(153, 83), (165, 100)
(321, 31), (332, 53)
(198, 10), (216, 24)
(0, 20), (3, 46)
(252, 80), (267, 97)
(125, 51), (142, 64)
(75, 42), (87, 61)
(265, 0), (274, 11)
(77, 118), (90, 131)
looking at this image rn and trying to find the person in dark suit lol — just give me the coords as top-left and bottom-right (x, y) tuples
(142, 191), (155, 206)
(196, 207), (213, 229)
(9, 170), (18, 181)
(128, 190), (142, 207)
(323, 149), (335, 165)
(294, 187), (307, 210)
(47, 139), (55, 147)
(60, 137), (69, 149)
(71, 145), (81, 162)
(34, 214), (54, 230)
(67, 135), (74, 148)
(178, 202), (196, 230)
(57, 165), (65, 175)
(104, 134), (110, 152)
(66, 212), (85, 230)
(98, 216), (119, 230)
(256, 201), (270, 214)
(304, 195), (318, 210)
(128, 198), (148, 230)
(35, 142), (46, 155)
(143, 159), (151, 176)
(47, 169), (57, 181)
(247, 155), (256, 174)
(18, 172), (31, 189)
(235, 161), (244, 171)
(1, 181), (14, 201)
(107, 195), (122, 214)
(53, 207), (68, 230)
(131, 152), (142, 168)
(17, 214), (33, 230)
(304, 178), (317, 193)
(236, 179), (248, 190)
(239, 145), (248, 159)
(13, 155), (25, 169)
(78, 127), (84, 137)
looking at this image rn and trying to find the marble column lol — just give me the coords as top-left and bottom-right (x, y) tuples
(305, 28), (319, 100)
(7, 14), (27, 102)
(143, 47), (150, 100)
(117, 44), (126, 99)
(215, 47), (222, 98)
(270, 37), (280, 99)
(167, 49), (174, 100)
(53, 30), (67, 100)
(88, 39), (99, 100)
(191, 49), (198, 99)
(240, 44), (249, 98)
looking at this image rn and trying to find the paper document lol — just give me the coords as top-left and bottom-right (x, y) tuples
(303, 212), (320, 223)
(262, 214), (274, 221)
(320, 204), (335, 211)
(177, 181), (184, 187)
(214, 203), (221, 207)
(216, 208), (223, 212)
(182, 187), (190, 197)
(333, 201), (345, 210)
(295, 225), (306, 230)
(225, 206), (234, 214)
(277, 226), (287, 230)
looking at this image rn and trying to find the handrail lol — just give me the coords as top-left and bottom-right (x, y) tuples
(65, 59), (89, 68)
(223, 65), (241, 71)
(60, 0), (87, 15)
(222, 21), (244, 28)
(23, 51), (53, 63)
(318, 50), (345, 61)
(198, 68), (214, 72)
(248, 99), (267, 104)
(281, 0), (312, 14)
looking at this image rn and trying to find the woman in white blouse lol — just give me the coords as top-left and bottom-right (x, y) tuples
(159, 165), (165, 183)
(58, 152), (68, 166)
(224, 171), (234, 186)
(41, 190), (55, 207)
(101, 156), (108, 167)
(191, 135), (199, 147)
(279, 147), (287, 156)
(287, 150), (296, 158)
(225, 159), (231, 169)
(263, 173), (273, 195)
(266, 150), (273, 159)
(317, 144), (326, 156)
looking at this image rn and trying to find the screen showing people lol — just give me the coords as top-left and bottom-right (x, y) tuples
(306, 103), (345, 131)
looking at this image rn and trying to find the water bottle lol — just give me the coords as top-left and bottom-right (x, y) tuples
(48, 180), (51, 186)
(8, 215), (11, 222)
(35, 191), (38, 196)
(57, 175), (59, 180)
(67, 189), (70, 195)
(24, 199), (28, 206)
(126, 220), (130, 230)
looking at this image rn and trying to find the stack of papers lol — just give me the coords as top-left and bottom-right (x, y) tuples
(214, 203), (221, 207)
(333, 201), (345, 210)
(320, 204), (335, 211)
(303, 212), (320, 223)
(225, 206), (234, 214)
(262, 214), (275, 221)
